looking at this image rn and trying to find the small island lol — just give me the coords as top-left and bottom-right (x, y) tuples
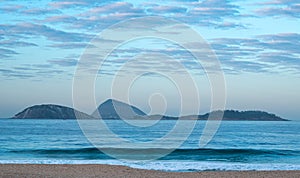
(12, 99), (288, 121)
(12, 104), (96, 119)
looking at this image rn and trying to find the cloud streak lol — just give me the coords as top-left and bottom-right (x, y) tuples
(0, 40), (37, 48)
(0, 48), (19, 58)
(49, 1), (87, 8)
(0, 23), (91, 42)
(0, 5), (24, 13)
(48, 58), (78, 67)
(0, 0), (299, 80)
(210, 33), (300, 73)
(256, 0), (300, 18)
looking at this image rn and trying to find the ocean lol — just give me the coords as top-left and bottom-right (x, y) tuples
(0, 119), (299, 172)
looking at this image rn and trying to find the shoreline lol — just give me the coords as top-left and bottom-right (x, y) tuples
(0, 164), (299, 178)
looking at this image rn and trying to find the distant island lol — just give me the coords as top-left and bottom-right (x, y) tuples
(12, 99), (288, 121)
(91, 99), (147, 119)
(12, 104), (95, 120)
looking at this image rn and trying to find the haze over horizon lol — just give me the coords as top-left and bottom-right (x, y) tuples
(1, 0), (300, 120)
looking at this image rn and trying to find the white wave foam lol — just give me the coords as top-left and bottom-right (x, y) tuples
(0, 160), (299, 171)
(127, 161), (300, 171)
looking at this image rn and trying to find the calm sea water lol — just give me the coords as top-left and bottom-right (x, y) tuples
(0, 119), (299, 171)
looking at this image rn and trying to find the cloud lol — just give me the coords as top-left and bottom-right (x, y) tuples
(256, 0), (300, 18)
(214, 21), (246, 29)
(13, 67), (39, 71)
(188, 0), (239, 19)
(0, 63), (70, 80)
(0, 4), (61, 15)
(48, 58), (78, 67)
(141, 0), (243, 29)
(0, 68), (34, 79)
(0, 40), (38, 48)
(0, 23), (91, 43)
(35, 69), (65, 76)
(259, 52), (300, 70)
(0, 48), (19, 58)
(256, 33), (300, 54)
(147, 5), (187, 14)
(222, 60), (270, 73)
(2, 0), (245, 43)
(42, 15), (78, 24)
(48, 0), (121, 6)
(47, 42), (89, 49)
(260, 0), (296, 5)
(78, 29), (300, 76)
(210, 33), (300, 74)
(101, 53), (192, 76)
(74, 2), (145, 30)
(40, 1), (244, 31)
(0, 5), (24, 13)
(183, 0), (243, 29)
(1, 0), (298, 79)
(37, 2), (147, 32)
(87, 2), (143, 14)
(21, 8), (61, 15)
(49, 1), (87, 8)
(82, 39), (223, 76)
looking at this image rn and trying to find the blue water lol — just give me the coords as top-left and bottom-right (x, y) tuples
(0, 119), (299, 171)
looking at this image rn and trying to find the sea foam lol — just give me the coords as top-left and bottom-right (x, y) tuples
(0, 160), (300, 171)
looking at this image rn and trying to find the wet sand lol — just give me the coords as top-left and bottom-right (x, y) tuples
(0, 164), (299, 178)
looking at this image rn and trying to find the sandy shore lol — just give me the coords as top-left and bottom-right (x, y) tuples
(0, 164), (299, 178)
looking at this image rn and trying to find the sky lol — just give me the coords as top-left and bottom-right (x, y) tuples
(0, 0), (300, 120)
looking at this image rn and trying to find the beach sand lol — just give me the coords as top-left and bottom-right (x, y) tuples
(0, 164), (299, 178)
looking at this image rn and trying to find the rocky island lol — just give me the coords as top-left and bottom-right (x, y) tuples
(12, 99), (288, 121)
(92, 99), (146, 119)
(12, 104), (95, 119)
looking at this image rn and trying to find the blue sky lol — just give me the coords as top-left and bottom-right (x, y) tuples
(0, 0), (300, 119)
